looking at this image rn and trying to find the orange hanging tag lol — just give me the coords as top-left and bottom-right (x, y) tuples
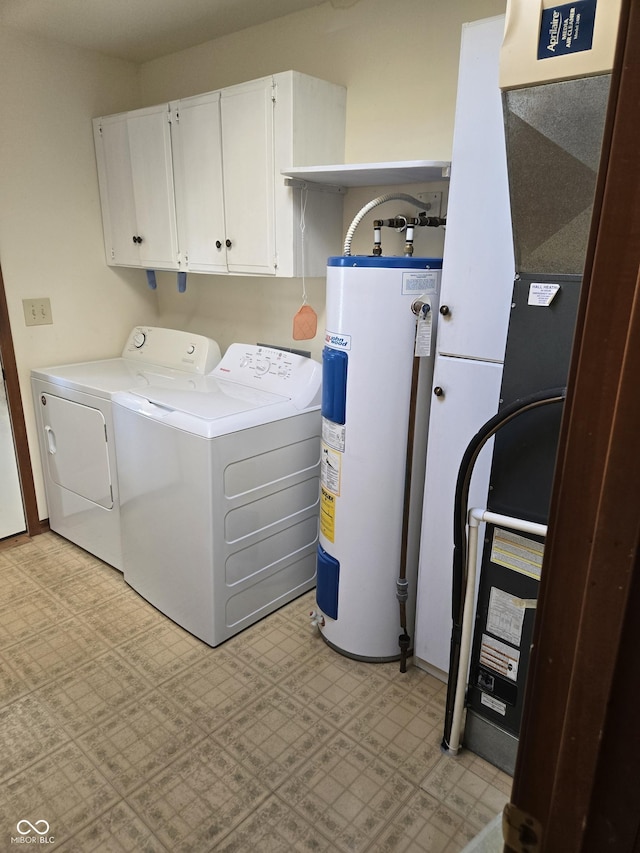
(292, 304), (318, 340)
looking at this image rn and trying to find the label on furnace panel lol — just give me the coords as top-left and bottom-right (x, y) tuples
(481, 692), (507, 717)
(486, 587), (525, 647)
(480, 634), (520, 681)
(490, 528), (544, 579)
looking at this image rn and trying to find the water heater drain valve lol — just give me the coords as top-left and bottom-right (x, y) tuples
(309, 610), (325, 628)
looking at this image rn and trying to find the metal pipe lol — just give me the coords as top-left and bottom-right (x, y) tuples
(343, 193), (429, 255)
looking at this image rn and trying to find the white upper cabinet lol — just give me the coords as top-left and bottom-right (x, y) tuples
(171, 91), (227, 274)
(93, 104), (180, 270)
(220, 77), (277, 275)
(94, 71), (346, 278)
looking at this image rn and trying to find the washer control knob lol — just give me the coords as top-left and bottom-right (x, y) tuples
(255, 357), (271, 375)
(133, 331), (146, 348)
(186, 344), (195, 355)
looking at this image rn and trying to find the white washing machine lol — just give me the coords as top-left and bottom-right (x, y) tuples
(112, 343), (322, 646)
(31, 327), (221, 570)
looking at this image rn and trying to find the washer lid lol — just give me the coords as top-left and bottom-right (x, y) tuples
(128, 380), (286, 420)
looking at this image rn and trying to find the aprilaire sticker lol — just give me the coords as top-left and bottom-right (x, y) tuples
(538, 1), (597, 59)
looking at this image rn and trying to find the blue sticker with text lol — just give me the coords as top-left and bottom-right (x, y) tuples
(538, 0), (597, 59)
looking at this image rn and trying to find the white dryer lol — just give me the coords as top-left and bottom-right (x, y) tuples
(31, 327), (221, 569)
(112, 343), (322, 646)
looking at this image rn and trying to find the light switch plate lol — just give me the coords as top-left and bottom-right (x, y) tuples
(23, 298), (53, 326)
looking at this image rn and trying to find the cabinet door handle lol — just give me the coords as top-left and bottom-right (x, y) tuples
(132, 235), (143, 244)
(215, 240), (222, 249)
(225, 239), (232, 249)
(439, 305), (450, 316)
(433, 386), (445, 398)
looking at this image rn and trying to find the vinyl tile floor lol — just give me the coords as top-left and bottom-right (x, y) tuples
(0, 532), (512, 852)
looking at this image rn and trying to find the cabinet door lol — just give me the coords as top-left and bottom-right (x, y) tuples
(436, 17), (514, 362)
(414, 355), (503, 675)
(94, 114), (140, 267)
(172, 93), (228, 273)
(127, 105), (179, 270)
(221, 78), (276, 275)
(94, 107), (179, 270)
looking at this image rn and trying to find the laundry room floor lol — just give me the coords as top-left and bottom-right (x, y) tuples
(0, 532), (511, 851)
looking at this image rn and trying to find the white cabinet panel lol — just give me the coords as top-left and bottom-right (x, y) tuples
(172, 92), (227, 273)
(93, 114), (139, 267)
(414, 356), (503, 675)
(221, 78), (276, 275)
(436, 16), (514, 362)
(94, 105), (179, 270)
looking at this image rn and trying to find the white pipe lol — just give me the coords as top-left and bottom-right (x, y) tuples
(471, 509), (547, 538)
(446, 508), (548, 755)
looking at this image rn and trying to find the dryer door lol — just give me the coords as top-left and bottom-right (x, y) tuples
(39, 394), (114, 509)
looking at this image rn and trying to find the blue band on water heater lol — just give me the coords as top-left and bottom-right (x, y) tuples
(316, 545), (340, 620)
(327, 256), (443, 269)
(322, 347), (348, 424)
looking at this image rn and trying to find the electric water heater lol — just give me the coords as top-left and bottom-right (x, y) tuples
(316, 256), (442, 660)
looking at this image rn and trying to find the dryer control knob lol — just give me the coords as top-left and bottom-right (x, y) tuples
(133, 331), (146, 348)
(186, 344), (195, 355)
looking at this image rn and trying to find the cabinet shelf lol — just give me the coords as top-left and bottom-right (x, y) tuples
(281, 160), (451, 189)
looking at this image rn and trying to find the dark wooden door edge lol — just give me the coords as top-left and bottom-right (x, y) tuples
(507, 0), (640, 850)
(0, 263), (42, 537)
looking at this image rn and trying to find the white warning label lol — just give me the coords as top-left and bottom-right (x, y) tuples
(402, 270), (439, 295)
(486, 587), (525, 647)
(491, 527), (544, 579)
(528, 281), (560, 306)
(414, 310), (433, 357)
(321, 443), (341, 496)
(322, 417), (346, 452)
(480, 633), (520, 682)
(480, 692), (507, 716)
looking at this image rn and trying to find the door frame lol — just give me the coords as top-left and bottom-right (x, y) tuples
(0, 263), (41, 540)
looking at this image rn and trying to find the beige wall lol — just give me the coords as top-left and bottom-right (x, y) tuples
(142, 0), (505, 359)
(0, 30), (158, 514)
(0, 0), (505, 520)
(140, 0), (506, 163)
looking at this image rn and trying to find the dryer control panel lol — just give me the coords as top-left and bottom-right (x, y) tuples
(212, 344), (322, 409)
(121, 327), (221, 374)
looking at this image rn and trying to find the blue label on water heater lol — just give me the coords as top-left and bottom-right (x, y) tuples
(538, 0), (597, 59)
